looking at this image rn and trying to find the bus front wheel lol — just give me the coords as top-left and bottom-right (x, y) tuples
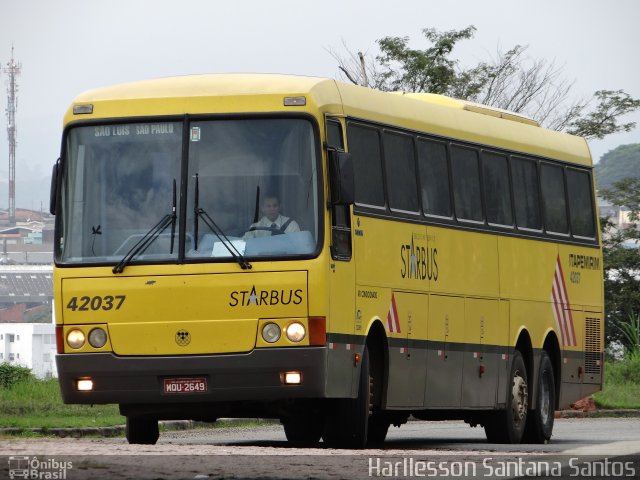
(322, 346), (371, 448)
(282, 414), (323, 447)
(125, 416), (159, 445)
(484, 350), (528, 444)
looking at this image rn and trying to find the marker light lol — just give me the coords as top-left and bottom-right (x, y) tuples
(283, 372), (302, 385)
(73, 104), (94, 115)
(283, 96), (306, 106)
(76, 378), (94, 391)
(88, 328), (108, 348)
(286, 322), (306, 342)
(66, 329), (86, 349)
(262, 323), (281, 343)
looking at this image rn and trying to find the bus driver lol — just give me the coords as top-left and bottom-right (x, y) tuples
(243, 194), (300, 239)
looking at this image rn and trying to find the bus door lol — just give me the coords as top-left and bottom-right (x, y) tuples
(325, 117), (357, 398)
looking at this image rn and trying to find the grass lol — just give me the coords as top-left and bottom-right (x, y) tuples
(0, 375), (276, 431)
(0, 377), (123, 429)
(593, 355), (640, 409)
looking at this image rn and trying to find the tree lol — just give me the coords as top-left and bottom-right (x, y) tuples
(600, 178), (640, 348)
(329, 26), (640, 140)
(595, 143), (640, 190)
(375, 26), (478, 95)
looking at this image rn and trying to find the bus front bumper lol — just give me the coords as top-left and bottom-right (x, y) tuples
(56, 347), (327, 405)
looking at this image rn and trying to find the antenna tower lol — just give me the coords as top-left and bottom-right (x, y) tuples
(3, 46), (21, 225)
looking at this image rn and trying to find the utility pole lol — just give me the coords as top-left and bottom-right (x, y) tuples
(3, 45), (21, 226)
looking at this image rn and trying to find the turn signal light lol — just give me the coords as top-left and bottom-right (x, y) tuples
(308, 317), (326, 346)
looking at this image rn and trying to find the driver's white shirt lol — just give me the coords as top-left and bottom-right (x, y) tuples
(243, 214), (300, 239)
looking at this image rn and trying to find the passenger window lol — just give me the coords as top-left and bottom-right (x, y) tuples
(566, 169), (596, 238)
(451, 145), (483, 222)
(482, 152), (513, 226)
(384, 131), (419, 212)
(417, 139), (451, 217)
(511, 157), (541, 230)
(347, 124), (385, 207)
(540, 164), (568, 234)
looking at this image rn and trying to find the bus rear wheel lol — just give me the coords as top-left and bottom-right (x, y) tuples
(484, 350), (528, 444)
(322, 346), (371, 448)
(523, 351), (555, 443)
(125, 416), (159, 445)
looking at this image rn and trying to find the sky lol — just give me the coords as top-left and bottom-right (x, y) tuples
(1, 0), (639, 211)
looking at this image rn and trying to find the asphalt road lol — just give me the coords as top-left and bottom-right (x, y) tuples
(157, 417), (640, 453)
(2, 418), (640, 479)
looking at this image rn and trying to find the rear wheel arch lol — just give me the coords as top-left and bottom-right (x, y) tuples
(515, 329), (534, 383)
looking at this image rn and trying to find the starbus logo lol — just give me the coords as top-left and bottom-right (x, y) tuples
(229, 285), (304, 307)
(399, 236), (438, 281)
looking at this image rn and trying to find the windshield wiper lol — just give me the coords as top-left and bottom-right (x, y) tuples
(193, 174), (252, 270)
(112, 180), (177, 274)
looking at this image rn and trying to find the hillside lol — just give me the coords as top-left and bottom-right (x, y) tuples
(595, 143), (640, 191)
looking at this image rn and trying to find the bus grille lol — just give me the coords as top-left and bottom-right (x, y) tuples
(584, 317), (601, 375)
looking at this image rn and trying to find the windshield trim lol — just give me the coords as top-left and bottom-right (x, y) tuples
(54, 113), (324, 268)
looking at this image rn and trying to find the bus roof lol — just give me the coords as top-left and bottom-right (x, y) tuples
(67, 73), (592, 167)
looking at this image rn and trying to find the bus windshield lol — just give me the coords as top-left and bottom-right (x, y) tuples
(58, 118), (320, 265)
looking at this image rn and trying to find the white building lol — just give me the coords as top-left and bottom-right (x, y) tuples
(0, 323), (57, 378)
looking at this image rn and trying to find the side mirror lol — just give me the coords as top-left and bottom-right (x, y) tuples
(328, 150), (354, 206)
(49, 159), (60, 215)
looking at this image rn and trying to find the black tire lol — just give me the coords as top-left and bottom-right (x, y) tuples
(126, 416), (159, 445)
(323, 346), (371, 448)
(282, 414), (323, 447)
(523, 351), (555, 443)
(484, 350), (528, 444)
(367, 416), (390, 444)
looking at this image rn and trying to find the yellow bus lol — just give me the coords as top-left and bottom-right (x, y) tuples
(51, 74), (603, 447)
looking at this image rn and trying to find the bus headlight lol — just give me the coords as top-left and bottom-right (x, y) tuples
(262, 323), (281, 343)
(66, 329), (86, 349)
(286, 322), (306, 342)
(88, 328), (108, 348)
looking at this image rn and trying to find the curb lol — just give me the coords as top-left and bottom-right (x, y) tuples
(557, 409), (640, 419)
(0, 420), (194, 438)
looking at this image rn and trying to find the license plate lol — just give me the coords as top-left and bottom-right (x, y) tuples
(163, 377), (207, 394)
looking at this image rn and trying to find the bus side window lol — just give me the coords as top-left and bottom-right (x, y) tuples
(540, 163), (569, 235)
(511, 156), (542, 231)
(384, 131), (419, 213)
(451, 145), (483, 223)
(482, 152), (513, 227)
(347, 123), (385, 208)
(417, 139), (451, 218)
(566, 168), (596, 238)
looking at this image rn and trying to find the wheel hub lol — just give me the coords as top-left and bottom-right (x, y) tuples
(539, 372), (550, 423)
(511, 373), (528, 424)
